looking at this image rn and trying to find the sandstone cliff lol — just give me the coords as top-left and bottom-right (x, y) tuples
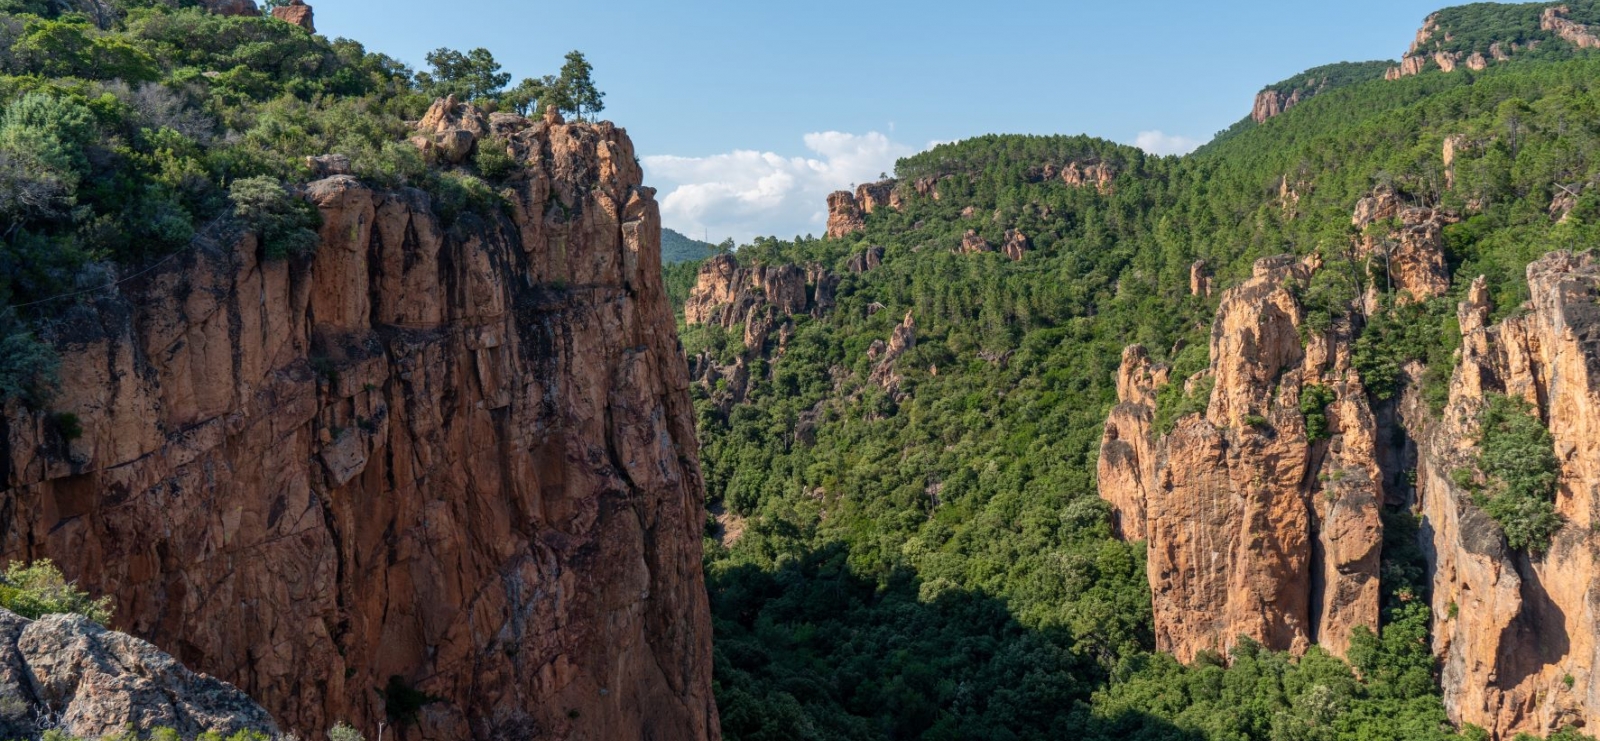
(1352, 186), (1454, 303)
(1408, 252), (1600, 738)
(0, 608), (277, 740)
(1098, 255), (1383, 661)
(1, 106), (718, 741)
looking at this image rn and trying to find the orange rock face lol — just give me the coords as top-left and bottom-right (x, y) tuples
(1352, 187), (1453, 302)
(1098, 256), (1383, 661)
(1, 114), (718, 741)
(1412, 253), (1600, 739)
(270, 0), (314, 31)
(826, 190), (866, 238)
(1542, 5), (1600, 49)
(1252, 88), (1308, 123)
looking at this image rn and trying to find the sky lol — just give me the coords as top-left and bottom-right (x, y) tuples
(314, 0), (1455, 242)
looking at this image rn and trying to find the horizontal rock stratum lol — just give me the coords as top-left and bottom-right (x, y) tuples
(0, 102), (719, 741)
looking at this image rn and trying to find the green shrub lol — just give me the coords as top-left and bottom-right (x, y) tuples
(473, 141), (516, 180)
(1475, 393), (1563, 553)
(0, 323), (61, 407)
(230, 175), (320, 259)
(1153, 375), (1214, 434)
(1300, 384), (1336, 441)
(0, 559), (113, 625)
(327, 722), (364, 741)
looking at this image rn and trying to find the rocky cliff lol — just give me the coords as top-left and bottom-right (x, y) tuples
(1384, 5), (1600, 81)
(1409, 252), (1600, 738)
(1098, 255), (1384, 661)
(0, 608), (277, 740)
(1099, 230), (1600, 737)
(681, 254), (835, 413)
(1, 103), (718, 741)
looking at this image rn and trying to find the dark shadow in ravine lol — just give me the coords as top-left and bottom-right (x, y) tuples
(705, 539), (1204, 741)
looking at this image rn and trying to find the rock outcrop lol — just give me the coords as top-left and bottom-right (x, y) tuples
(1352, 186), (1453, 302)
(855, 180), (901, 214)
(0, 609), (277, 741)
(412, 95), (490, 165)
(846, 245), (884, 274)
(1098, 255), (1383, 661)
(960, 229), (992, 255)
(1189, 260), (1212, 297)
(197, 0), (258, 16)
(1, 108), (718, 741)
(1542, 5), (1600, 49)
(682, 254), (830, 337)
(867, 312), (917, 393)
(1001, 229), (1030, 261)
(1410, 252), (1600, 739)
(270, 0), (314, 31)
(826, 190), (866, 238)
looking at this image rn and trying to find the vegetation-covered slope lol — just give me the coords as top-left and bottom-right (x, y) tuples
(683, 13), (1600, 739)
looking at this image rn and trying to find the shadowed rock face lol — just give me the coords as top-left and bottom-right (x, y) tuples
(1098, 255), (1382, 662)
(1, 114), (718, 741)
(0, 609), (277, 741)
(1414, 253), (1600, 739)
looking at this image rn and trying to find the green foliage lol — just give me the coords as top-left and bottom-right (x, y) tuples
(229, 175), (319, 259)
(662, 227), (722, 264)
(0, 558), (113, 624)
(552, 50), (603, 120)
(472, 140), (516, 180)
(1300, 385), (1337, 442)
(0, 317), (60, 406)
(326, 723), (365, 741)
(417, 46), (508, 102)
(1475, 393), (1563, 553)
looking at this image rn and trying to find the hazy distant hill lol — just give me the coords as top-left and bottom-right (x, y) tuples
(662, 228), (719, 264)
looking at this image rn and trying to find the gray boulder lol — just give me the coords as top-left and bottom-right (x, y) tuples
(0, 608), (276, 739)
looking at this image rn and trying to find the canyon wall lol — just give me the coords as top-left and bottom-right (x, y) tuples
(1099, 255), (1384, 661)
(0, 105), (718, 741)
(1411, 253), (1600, 738)
(1100, 237), (1600, 738)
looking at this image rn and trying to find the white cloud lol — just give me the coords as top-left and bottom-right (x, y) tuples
(1134, 130), (1204, 157)
(643, 131), (915, 244)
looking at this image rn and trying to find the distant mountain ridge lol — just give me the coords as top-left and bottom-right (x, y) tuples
(1246, 0), (1600, 126)
(663, 227), (721, 264)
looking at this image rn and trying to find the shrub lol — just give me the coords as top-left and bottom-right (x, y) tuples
(327, 722), (364, 741)
(0, 559), (113, 625)
(0, 323), (61, 407)
(230, 175), (320, 259)
(1476, 393), (1563, 553)
(1300, 384), (1336, 441)
(473, 141), (516, 181)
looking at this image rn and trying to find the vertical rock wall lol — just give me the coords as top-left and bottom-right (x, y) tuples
(1, 114), (718, 741)
(1099, 256), (1383, 661)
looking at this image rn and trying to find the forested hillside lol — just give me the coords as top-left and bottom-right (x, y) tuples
(678, 3), (1600, 738)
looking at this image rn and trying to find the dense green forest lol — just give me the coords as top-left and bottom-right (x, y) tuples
(664, 227), (727, 264)
(681, 6), (1600, 738)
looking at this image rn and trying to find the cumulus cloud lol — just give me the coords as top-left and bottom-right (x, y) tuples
(1134, 130), (1204, 156)
(643, 131), (915, 244)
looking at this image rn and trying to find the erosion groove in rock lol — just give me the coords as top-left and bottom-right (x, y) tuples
(1, 109), (718, 741)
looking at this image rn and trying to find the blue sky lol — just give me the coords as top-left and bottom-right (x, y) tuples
(316, 0), (1453, 241)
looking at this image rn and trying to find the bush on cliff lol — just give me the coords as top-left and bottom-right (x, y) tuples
(1475, 393), (1563, 553)
(0, 558), (113, 625)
